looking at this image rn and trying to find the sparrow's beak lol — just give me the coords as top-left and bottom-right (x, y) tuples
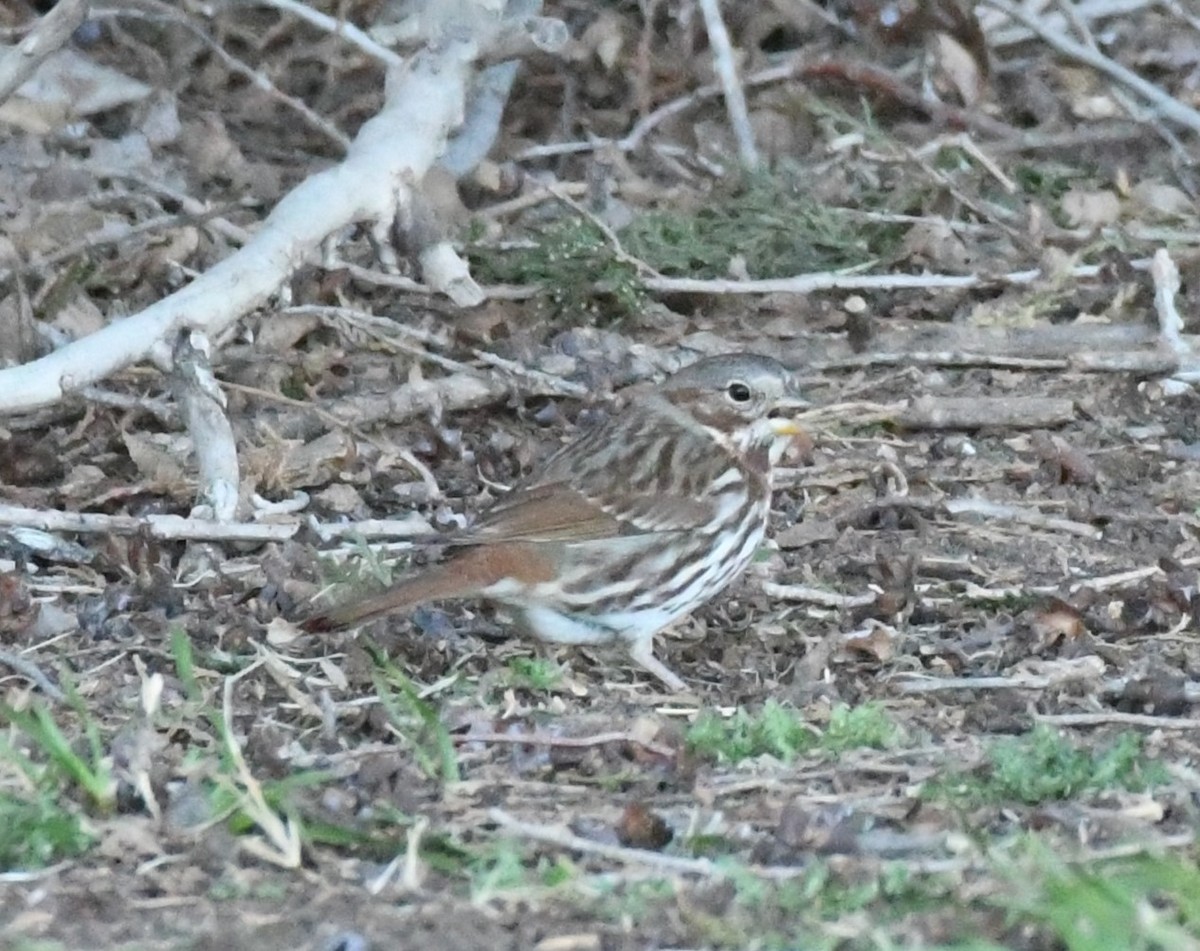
(767, 391), (810, 437)
(768, 417), (806, 437)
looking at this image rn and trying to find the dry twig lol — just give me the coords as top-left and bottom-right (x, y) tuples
(0, 648), (66, 703)
(695, 0), (758, 168)
(170, 332), (240, 521)
(894, 656), (1108, 693)
(253, 0), (401, 65)
(943, 497), (1102, 539)
(0, 0), (88, 105)
(984, 0), (1200, 135)
(0, 10), (565, 414)
(899, 396), (1076, 430)
(488, 808), (802, 880)
(458, 730), (675, 760)
(1036, 711), (1200, 729)
(0, 504), (298, 542)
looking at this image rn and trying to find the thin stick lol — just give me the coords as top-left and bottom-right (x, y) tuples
(517, 62), (797, 160)
(0, 206), (246, 287)
(470, 349), (589, 398)
(334, 257), (1165, 314)
(458, 730), (675, 760)
(1035, 712), (1200, 729)
(760, 583), (876, 609)
(487, 807), (1038, 879)
(478, 182), (589, 218)
(1054, 0), (1102, 50)
(695, 0), (759, 168)
(816, 348), (1179, 376)
(170, 332), (240, 521)
(899, 395), (1077, 430)
(308, 516), (436, 541)
(93, 3), (351, 151)
(548, 185), (662, 278)
(0, 502), (439, 544)
(0, 0), (88, 105)
(0, 31), (483, 414)
(488, 808), (803, 880)
(219, 374), (442, 496)
(79, 387), (175, 422)
(0, 648), (66, 702)
(0, 503), (297, 542)
(894, 657), (1106, 693)
(920, 133), (1017, 194)
(1150, 249), (1199, 380)
(254, 0), (402, 66)
(1161, 0), (1200, 32)
(943, 497), (1102, 538)
(983, 0), (1200, 135)
(640, 261), (1117, 296)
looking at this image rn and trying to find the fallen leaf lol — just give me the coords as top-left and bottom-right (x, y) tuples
(616, 802), (673, 850)
(266, 616), (301, 647)
(1060, 188), (1121, 229)
(1129, 180), (1195, 219)
(0, 48), (151, 133)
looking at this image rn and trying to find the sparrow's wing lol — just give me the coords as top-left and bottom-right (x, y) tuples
(469, 481), (637, 543)
(469, 480), (715, 543)
(467, 402), (743, 544)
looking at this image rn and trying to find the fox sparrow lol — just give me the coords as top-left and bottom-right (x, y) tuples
(303, 353), (807, 690)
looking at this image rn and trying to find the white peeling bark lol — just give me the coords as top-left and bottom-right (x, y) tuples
(0, 39), (477, 414)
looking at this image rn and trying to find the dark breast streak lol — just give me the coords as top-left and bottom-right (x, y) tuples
(552, 432), (772, 616)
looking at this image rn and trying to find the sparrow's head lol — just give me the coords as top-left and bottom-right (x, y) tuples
(663, 353), (808, 456)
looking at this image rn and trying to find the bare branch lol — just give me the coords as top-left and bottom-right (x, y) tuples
(899, 396), (1077, 430)
(0, 40), (478, 414)
(0, 0), (89, 106)
(984, 0), (1200, 134)
(169, 332), (241, 521)
(695, 0), (759, 168)
(943, 497), (1102, 539)
(0, 504), (297, 542)
(253, 0), (402, 66)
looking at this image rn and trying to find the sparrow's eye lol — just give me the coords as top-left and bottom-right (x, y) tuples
(726, 381), (752, 403)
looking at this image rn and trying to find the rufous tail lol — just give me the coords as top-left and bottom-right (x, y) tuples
(299, 543), (550, 633)
(299, 564), (471, 632)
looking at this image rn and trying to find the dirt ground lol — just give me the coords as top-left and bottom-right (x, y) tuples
(1, 1), (1200, 949)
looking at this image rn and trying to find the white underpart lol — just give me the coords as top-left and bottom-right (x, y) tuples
(710, 484), (748, 526)
(708, 466), (745, 491)
(512, 502), (768, 648)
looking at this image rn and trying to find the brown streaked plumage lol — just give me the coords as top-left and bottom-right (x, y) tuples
(302, 353), (807, 690)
